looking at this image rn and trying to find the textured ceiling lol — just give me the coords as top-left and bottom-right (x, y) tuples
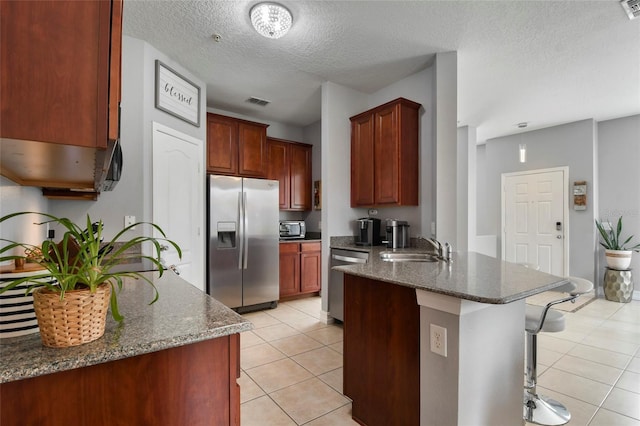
(123, 1), (640, 142)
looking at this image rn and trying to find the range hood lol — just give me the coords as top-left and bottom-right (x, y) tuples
(0, 138), (121, 200)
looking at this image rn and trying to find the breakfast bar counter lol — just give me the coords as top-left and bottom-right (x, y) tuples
(1, 271), (252, 426)
(334, 250), (568, 426)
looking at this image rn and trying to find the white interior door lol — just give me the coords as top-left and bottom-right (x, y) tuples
(502, 168), (567, 276)
(152, 122), (204, 291)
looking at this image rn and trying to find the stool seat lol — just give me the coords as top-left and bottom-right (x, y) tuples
(524, 276), (594, 425)
(526, 305), (565, 333)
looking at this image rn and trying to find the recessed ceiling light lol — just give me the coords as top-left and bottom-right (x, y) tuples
(517, 122), (528, 128)
(250, 2), (293, 39)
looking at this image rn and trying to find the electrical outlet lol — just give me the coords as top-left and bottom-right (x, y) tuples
(368, 209), (378, 216)
(124, 215), (136, 230)
(430, 324), (447, 357)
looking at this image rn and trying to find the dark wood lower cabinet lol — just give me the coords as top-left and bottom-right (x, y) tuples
(0, 334), (241, 426)
(279, 241), (321, 300)
(343, 274), (420, 426)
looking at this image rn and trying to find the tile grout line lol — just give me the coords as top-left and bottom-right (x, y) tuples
(240, 298), (351, 425)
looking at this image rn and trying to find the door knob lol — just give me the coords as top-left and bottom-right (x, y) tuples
(160, 244), (169, 251)
(556, 235), (562, 239)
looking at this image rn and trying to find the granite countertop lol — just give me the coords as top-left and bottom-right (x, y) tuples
(0, 271), (252, 383)
(333, 244), (568, 305)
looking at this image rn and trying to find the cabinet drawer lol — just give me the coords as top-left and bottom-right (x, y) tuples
(279, 242), (300, 253)
(300, 242), (321, 252)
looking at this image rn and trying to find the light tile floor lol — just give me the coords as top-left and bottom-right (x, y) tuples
(240, 296), (640, 425)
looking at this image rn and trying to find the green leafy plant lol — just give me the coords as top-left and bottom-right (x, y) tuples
(0, 212), (182, 321)
(595, 216), (640, 252)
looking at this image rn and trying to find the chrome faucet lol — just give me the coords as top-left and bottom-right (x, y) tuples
(417, 236), (452, 262)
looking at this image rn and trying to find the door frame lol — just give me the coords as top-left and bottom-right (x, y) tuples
(501, 166), (569, 276)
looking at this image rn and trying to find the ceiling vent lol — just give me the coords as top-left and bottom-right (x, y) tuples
(621, 0), (640, 19)
(246, 96), (270, 107)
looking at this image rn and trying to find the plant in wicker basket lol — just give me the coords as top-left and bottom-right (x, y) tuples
(0, 212), (181, 347)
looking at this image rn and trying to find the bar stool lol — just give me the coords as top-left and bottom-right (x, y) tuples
(523, 276), (594, 425)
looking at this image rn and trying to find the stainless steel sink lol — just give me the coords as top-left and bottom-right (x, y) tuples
(379, 251), (439, 262)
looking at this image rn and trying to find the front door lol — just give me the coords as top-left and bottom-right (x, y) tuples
(152, 122), (205, 290)
(502, 168), (567, 275)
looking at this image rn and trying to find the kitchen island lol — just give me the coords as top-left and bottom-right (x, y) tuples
(334, 249), (568, 426)
(0, 271), (252, 426)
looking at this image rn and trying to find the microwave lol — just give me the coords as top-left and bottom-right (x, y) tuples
(279, 220), (306, 239)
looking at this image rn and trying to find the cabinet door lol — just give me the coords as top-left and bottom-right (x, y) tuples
(300, 243), (321, 294)
(279, 243), (300, 298)
(1, 0), (114, 148)
(238, 121), (267, 177)
(207, 114), (238, 175)
(374, 103), (400, 205)
(289, 144), (312, 211)
(267, 140), (290, 210)
(350, 113), (375, 207)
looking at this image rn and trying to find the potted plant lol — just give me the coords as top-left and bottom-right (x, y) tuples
(595, 216), (640, 270)
(0, 212), (181, 348)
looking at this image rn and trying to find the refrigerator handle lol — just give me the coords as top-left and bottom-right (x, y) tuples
(243, 191), (249, 269)
(238, 191), (243, 270)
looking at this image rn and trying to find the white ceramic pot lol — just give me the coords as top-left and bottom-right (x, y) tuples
(604, 249), (632, 270)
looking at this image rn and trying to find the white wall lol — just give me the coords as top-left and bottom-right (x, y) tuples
(365, 67), (435, 239)
(457, 125), (477, 251)
(303, 120), (322, 233)
(207, 107), (305, 142)
(320, 82), (368, 313)
(319, 65), (441, 315)
(50, 36), (207, 243)
(597, 114), (640, 291)
(481, 119), (597, 282)
(0, 177), (49, 262)
(435, 52), (458, 245)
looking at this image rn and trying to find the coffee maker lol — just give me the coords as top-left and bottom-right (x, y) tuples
(355, 217), (382, 246)
(385, 219), (410, 248)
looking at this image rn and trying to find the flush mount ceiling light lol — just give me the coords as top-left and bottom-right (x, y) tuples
(250, 2), (293, 39)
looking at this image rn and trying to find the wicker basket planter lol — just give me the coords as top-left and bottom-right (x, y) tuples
(32, 283), (111, 348)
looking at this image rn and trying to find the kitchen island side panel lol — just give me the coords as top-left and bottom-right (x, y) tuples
(1, 334), (240, 426)
(343, 274), (420, 426)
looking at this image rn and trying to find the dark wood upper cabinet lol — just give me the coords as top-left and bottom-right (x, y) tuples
(289, 143), (312, 211)
(207, 113), (268, 178)
(350, 98), (421, 207)
(350, 113), (376, 207)
(267, 137), (312, 211)
(267, 140), (291, 209)
(0, 0), (123, 191)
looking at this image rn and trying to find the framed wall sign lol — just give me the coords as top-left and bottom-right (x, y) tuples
(155, 60), (201, 127)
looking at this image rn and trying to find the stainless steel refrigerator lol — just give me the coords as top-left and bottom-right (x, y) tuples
(207, 175), (279, 311)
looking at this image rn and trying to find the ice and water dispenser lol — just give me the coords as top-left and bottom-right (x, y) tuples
(216, 222), (237, 249)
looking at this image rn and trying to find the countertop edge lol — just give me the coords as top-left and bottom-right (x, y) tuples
(2, 321), (253, 384)
(334, 249), (570, 304)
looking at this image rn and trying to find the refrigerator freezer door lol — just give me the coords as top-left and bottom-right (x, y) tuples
(208, 175), (243, 308)
(242, 178), (280, 307)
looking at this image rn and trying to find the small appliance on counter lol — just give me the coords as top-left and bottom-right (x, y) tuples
(385, 219), (410, 248)
(279, 220), (306, 240)
(355, 217), (382, 246)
